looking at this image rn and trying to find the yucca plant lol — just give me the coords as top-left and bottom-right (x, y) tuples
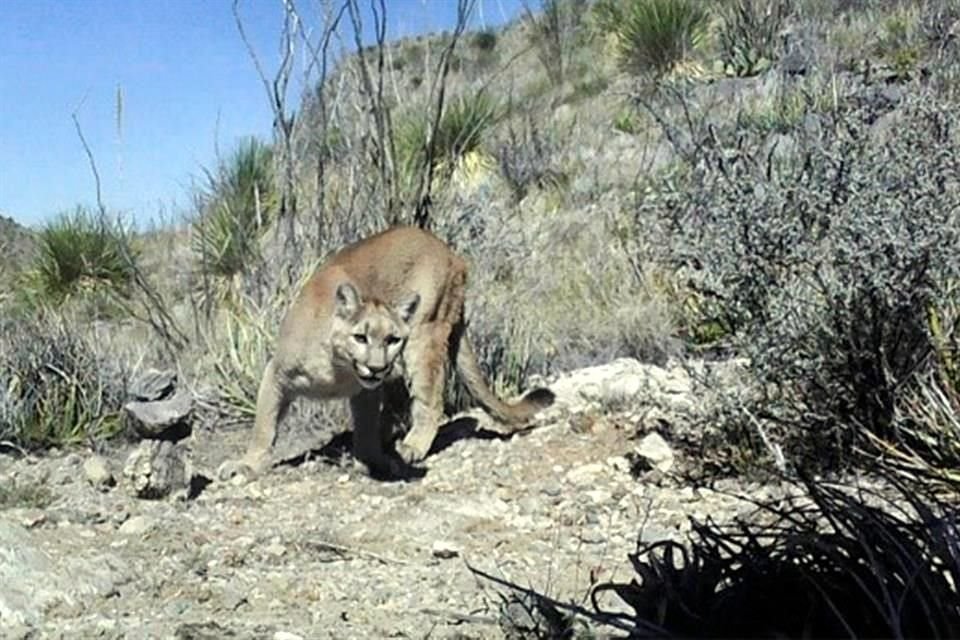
(604, 0), (709, 77)
(393, 89), (501, 200)
(26, 206), (136, 303)
(192, 137), (277, 279)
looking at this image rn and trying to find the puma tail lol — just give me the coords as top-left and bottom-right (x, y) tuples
(454, 332), (555, 426)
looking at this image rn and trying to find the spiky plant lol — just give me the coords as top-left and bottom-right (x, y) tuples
(25, 206), (136, 304)
(605, 0), (709, 77)
(192, 137), (277, 279)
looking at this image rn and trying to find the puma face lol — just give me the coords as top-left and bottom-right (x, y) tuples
(331, 282), (420, 390)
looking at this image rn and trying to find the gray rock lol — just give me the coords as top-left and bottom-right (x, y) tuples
(124, 386), (194, 441)
(635, 433), (675, 474)
(130, 369), (177, 402)
(83, 455), (115, 490)
(0, 517), (128, 626)
(118, 515), (157, 536)
(121, 440), (190, 500)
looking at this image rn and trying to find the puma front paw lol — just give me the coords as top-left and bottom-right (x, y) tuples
(395, 438), (429, 465)
(216, 456), (267, 483)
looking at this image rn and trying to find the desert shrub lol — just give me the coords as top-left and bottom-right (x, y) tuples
(470, 28), (497, 51)
(0, 479), (53, 509)
(192, 137), (277, 279)
(596, 0), (708, 77)
(640, 87), (960, 476)
(872, 4), (923, 78)
(920, 0), (960, 51)
(737, 87), (809, 134)
(523, 0), (589, 87)
(586, 477), (960, 638)
(495, 116), (568, 202)
(24, 206), (136, 304)
(0, 313), (128, 448)
(716, 0), (791, 77)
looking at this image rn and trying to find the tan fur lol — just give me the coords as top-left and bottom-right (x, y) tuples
(217, 226), (554, 480)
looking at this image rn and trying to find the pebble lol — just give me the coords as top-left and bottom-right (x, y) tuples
(83, 455), (115, 489)
(431, 540), (460, 559)
(118, 515), (157, 536)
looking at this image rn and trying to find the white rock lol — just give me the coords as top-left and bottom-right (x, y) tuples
(431, 540), (460, 559)
(565, 462), (606, 486)
(83, 455), (115, 490)
(635, 433), (675, 474)
(274, 632), (305, 640)
(118, 515), (156, 536)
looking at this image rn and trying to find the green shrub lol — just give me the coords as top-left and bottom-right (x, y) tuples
(716, 0), (790, 77)
(470, 28), (498, 51)
(598, 0), (709, 77)
(642, 88), (960, 476)
(0, 314), (128, 449)
(192, 137), (277, 279)
(26, 206), (136, 304)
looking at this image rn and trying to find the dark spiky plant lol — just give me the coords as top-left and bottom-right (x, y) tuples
(598, 0), (709, 77)
(589, 477), (960, 638)
(26, 206), (136, 304)
(482, 475), (960, 638)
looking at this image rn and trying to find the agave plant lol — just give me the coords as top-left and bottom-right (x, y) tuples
(192, 137), (277, 279)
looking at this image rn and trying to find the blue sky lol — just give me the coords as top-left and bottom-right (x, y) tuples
(0, 0), (523, 228)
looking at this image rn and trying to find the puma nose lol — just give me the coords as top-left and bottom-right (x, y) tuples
(367, 363), (389, 375)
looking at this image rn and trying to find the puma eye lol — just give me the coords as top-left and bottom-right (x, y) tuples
(385, 335), (402, 346)
(352, 333), (368, 344)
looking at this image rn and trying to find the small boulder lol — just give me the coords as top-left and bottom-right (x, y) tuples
(122, 441), (190, 500)
(83, 455), (115, 490)
(130, 369), (177, 402)
(634, 433), (675, 474)
(117, 514), (157, 536)
(124, 387), (193, 441)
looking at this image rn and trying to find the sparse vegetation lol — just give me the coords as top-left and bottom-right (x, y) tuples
(716, 0), (790, 77)
(523, 0), (588, 87)
(8, 0), (960, 634)
(0, 314), (128, 449)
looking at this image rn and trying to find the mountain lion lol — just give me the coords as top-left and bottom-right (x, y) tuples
(217, 226), (554, 480)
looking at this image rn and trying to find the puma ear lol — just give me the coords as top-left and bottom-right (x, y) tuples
(334, 282), (361, 319)
(394, 292), (420, 324)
